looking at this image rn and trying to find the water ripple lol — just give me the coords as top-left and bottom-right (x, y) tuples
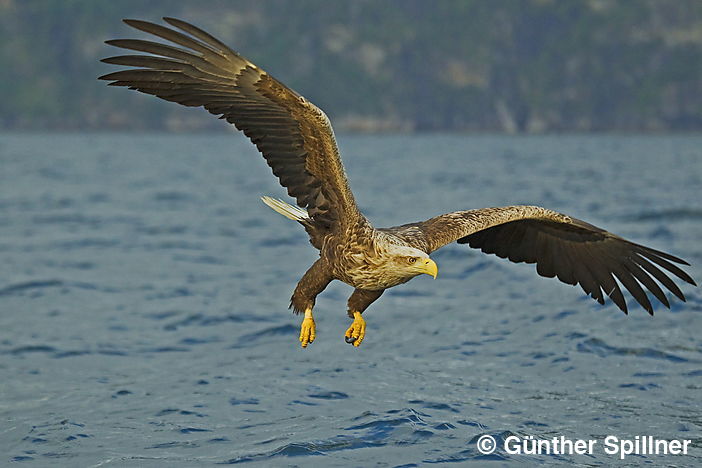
(231, 324), (299, 348)
(576, 337), (693, 362)
(308, 391), (349, 400)
(0, 280), (63, 296)
(221, 407), (443, 463)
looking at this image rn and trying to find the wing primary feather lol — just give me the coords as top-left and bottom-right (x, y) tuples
(634, 256), (687, 301)
(637, 249), (696, 285)
(162, 17), (241, 58)
(572, 253), (605, 304)
(100, 54), (231, 80)
(623, 259), (670, 309)
(105, 39), (197, 60)
(596, 245), (654, 314)
(612, 268), (653, 315)
(123, 19), (224, 58)
(101, 55), (182, 68)
(626, 240), (691, 265)
(580, 244), (628, 313)
(99, 69), (208, 84)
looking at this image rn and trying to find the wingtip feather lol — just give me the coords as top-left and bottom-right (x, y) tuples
(163, 17), (187, 29)
(123, 18), (152, 30)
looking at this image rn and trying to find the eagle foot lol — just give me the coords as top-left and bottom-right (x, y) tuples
(344, 311), (366, 347)
(299, 308), (315, 348)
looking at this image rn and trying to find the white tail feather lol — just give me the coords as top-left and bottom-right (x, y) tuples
(261, 196), (309, 221)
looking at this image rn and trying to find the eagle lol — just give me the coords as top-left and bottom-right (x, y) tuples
(100, 18), (696, 348)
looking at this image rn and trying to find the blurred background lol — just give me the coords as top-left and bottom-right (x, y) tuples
(1, 0), (701, 133)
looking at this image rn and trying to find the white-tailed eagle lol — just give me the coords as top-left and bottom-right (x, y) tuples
(100, 18), (696, 348)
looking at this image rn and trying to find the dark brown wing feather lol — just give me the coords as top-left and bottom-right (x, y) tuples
(99, 18), (359, 238)
(385, 205), (696, 315)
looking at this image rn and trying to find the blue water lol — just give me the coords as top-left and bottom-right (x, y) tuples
(1, 133), (700, 466)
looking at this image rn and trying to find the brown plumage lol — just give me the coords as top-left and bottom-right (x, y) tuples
(100, 18), (696, 347)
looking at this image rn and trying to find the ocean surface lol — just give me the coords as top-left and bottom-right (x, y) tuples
(1, 132), (700, 467)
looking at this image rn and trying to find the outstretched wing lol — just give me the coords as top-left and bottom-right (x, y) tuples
(385, 205), (696, 314)
(99, 18), (359, 234)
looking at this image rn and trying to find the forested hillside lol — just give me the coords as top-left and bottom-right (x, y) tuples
(1, 0), (700, 132)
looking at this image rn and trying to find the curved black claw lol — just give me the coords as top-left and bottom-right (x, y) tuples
(345, 336), (357, 344)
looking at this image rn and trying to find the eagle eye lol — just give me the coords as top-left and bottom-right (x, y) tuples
(407, 257), (417, 264)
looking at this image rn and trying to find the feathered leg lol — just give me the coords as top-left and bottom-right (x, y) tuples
(345, 289), (384, 347)
(291, 259), (332, 348)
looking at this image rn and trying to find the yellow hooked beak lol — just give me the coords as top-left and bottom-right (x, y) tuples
(419, 258), (438, 279)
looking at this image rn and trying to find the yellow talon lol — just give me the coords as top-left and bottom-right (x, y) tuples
(344, 311), (366, 347)
(299, 308), (315, 348)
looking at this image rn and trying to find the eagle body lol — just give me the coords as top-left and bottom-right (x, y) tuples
(292, 218), (433, 315)
(101, 18), (696, 348)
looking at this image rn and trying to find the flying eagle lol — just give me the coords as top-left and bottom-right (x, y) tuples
(100, 18), (696, 348)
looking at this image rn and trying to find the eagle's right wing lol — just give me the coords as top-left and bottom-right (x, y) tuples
(99, 18), (360, 235)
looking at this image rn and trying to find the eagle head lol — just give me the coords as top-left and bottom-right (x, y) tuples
(383, 244), (438, 281)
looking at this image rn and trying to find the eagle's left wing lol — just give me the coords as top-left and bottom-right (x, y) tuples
(385, 206), (696, 314)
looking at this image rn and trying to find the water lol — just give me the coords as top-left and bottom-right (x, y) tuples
(1, 132), (700, 466)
